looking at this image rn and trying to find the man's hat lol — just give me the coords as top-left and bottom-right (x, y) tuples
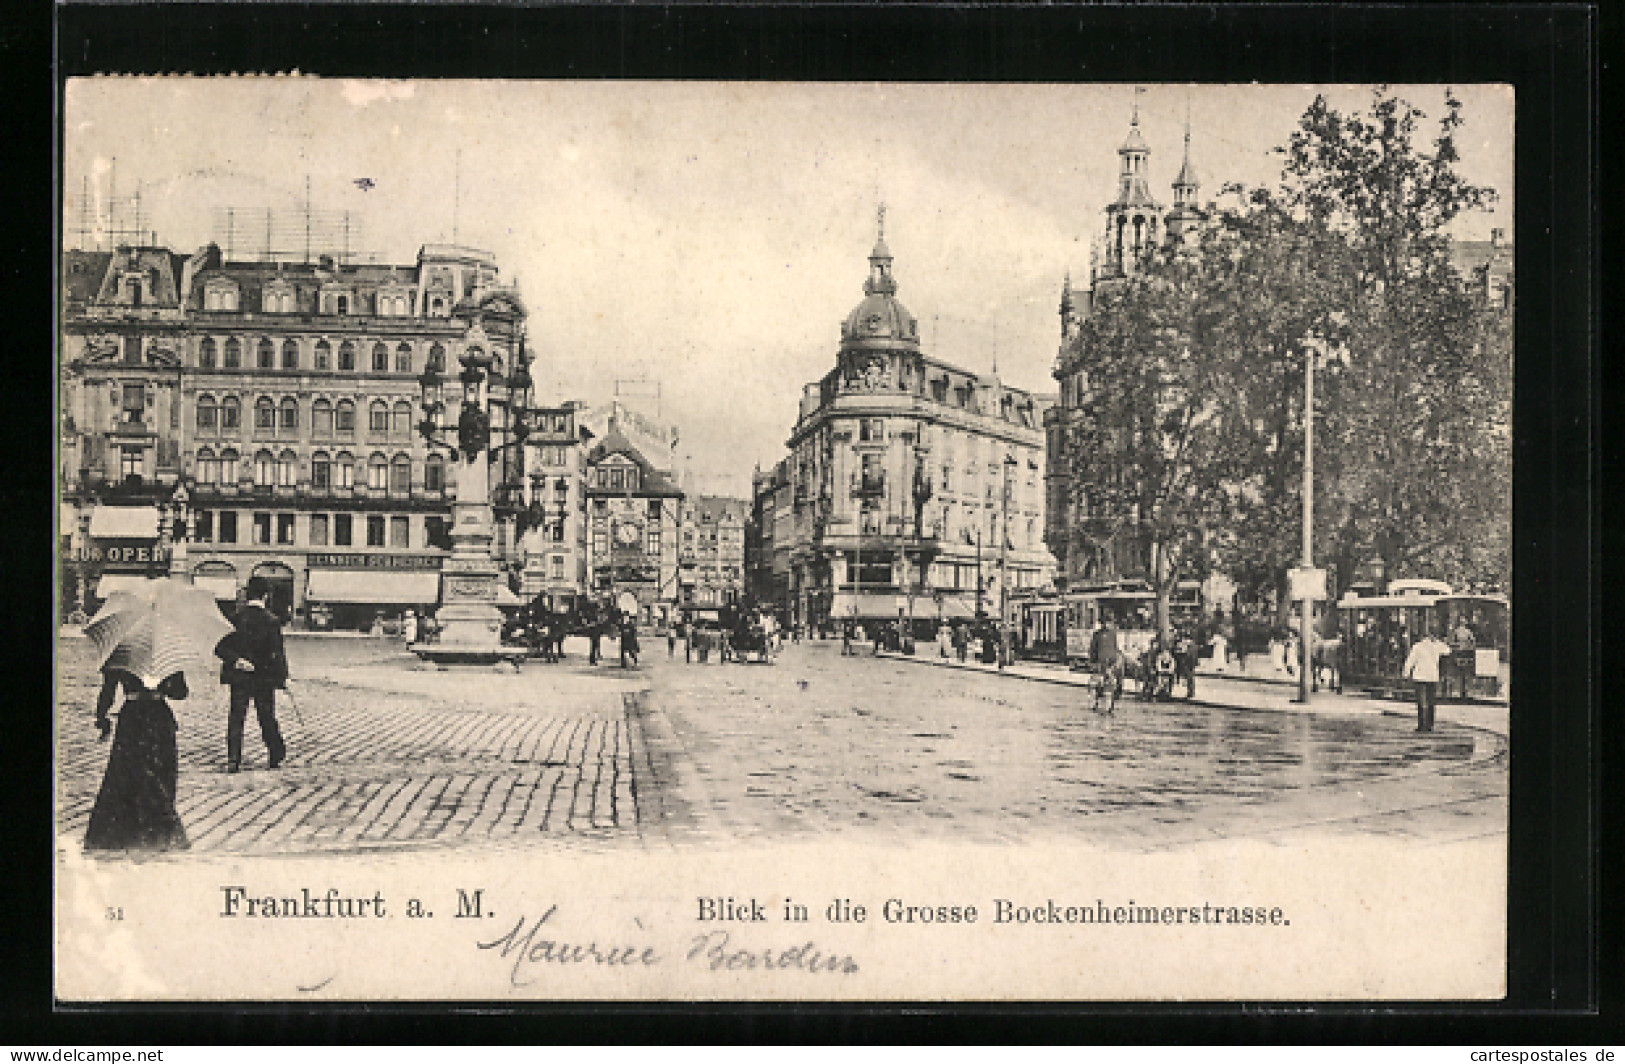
(245, 576), (272, 601)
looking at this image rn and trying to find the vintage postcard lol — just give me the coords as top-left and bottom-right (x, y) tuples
(55, 79), (1513, 1001)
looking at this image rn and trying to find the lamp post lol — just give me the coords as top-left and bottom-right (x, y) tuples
(999, 452), (1017, 669)
(168, 481), (191, 580)
(412, 323), (533, 664)
(1293, 338), (1320, 704)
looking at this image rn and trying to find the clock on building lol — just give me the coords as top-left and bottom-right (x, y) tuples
(864, 313), (884, 333)
(615, 521), (641, 548)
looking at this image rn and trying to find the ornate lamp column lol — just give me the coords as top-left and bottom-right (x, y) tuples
(411, 335), (532, 665)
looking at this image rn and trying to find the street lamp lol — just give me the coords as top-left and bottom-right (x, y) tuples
(167, 481), (191, 580)
(411, 329), (534, 664)
(999, 452), (1018, 669)
(1292, 337), (1324, 704)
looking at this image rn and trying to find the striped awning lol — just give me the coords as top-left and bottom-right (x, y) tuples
(306, 569), (440, 605)
(89, 506), (159, 540)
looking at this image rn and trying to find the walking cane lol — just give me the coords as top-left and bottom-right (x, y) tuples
(280, 681), (307, 729)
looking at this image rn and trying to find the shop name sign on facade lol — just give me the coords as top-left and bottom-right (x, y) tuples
(306, 553), (445, 571)
(64, 541), (172, 567)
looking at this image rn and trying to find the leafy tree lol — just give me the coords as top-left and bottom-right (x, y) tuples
(1059, 86), (1508, 636)
(1270, 87), (1507, 596)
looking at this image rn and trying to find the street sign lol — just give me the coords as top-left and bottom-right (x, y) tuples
(1289, 566), (1328, 601)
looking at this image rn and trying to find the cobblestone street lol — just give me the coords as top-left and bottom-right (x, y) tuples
(56, 634), (1508, 858)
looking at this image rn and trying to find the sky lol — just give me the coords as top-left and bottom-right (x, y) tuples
(62, 80), (1514, 498)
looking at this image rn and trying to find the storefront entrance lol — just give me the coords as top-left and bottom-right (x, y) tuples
(251, 561), (297, 622)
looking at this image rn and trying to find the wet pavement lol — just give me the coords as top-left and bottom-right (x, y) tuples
(54, 633), (1507, 857)
(643, 641), (1506, 850)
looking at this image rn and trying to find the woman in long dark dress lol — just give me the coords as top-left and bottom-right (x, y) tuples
(83, 668), (190, 853)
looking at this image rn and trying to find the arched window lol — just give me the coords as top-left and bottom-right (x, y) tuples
(223, 338), (242, 369)
(428, 343), (446, 372)
(367, 453), (388, 491)
(312, 399), (333, 437)
(257, 338), (275, 369)
(335, 399), (356, 434)
(278, 397), (299, 431)
(338, 341), (356, 371)
(395, 342), (413, 373)
(196, 447), (217, 484)
(198, 337), (217, 369)
(196, 395), (218, 433)
(390, 454), (412, 496)
(369, 400), (389, 435)
(314, 340), (331, 371)
(254, 396), (275, 432)
(281, 339), (299, 370)
(334, 451), (354, 489)
(392, 400), (412, 438)
(424, 453), (445, 493)
(254, 449), (274, 487)
(372, 342), (389, 372)
(221, 396), (241, 431)
(220, 448), (239, 484)
(276, 449), (298, 487)
(311, 450), (331, 491)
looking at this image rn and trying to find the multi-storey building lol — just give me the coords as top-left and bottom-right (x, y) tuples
(746, 461), (792, 612)
(60, 240), (530, 627)
(582, 418), (683, 627)
(778, 220), (1054, 634)
(1045, 103), (1209, 588)
(516, 400), (590, 611)
(679, 494), (748, 611)
(60, 246), (192, 616)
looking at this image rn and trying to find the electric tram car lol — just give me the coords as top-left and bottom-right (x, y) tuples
(1335, 579), (1509, 701)
(1011, 581), (1169, 667)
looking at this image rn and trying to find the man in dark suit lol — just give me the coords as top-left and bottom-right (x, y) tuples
(215, 576), (289, 772)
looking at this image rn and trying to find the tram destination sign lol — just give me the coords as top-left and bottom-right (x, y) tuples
(306, 553), (444, 571)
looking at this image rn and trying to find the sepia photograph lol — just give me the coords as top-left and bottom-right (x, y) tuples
(55, 77), (1516, 1002)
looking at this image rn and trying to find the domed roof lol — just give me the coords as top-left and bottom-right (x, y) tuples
(843, 291), (918, 344)
(840, 217), (919, 346)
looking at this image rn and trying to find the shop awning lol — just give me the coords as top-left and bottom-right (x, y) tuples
(306, 570), (441, 605)
(922, 596), (978, 620)
(829, 592), (907, 620)
(193, 575), (240, 601)
(96, 573), (161, 598)
(89, 506), (159, 539)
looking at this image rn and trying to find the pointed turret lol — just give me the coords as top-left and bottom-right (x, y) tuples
(864, 203), (897, 296)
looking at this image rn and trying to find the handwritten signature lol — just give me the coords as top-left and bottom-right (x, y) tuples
(476, 909), (861, 987)
(476, 907), (660, 988)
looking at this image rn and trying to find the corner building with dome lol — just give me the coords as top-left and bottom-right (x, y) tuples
(778, 221), (1055, 635)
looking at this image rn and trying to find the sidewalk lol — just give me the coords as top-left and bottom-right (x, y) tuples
(877, 649), (1509, 738)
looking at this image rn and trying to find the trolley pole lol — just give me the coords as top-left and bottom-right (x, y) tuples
(1296, 342), (1315, 705)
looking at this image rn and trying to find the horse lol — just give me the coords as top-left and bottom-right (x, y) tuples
(1311, 634), (1342, 693)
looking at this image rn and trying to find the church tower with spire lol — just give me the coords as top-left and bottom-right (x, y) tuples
(1099, 91), (1165, 281)
(1165, 98), (1204, 243)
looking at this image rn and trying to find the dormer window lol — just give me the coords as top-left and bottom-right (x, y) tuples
(203, 281), (239, 312)
(125, 277), (144, 306)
